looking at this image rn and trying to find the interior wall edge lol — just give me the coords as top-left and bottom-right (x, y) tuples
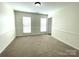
(0, 31), (16, 54)
(52, 29), (79, 50)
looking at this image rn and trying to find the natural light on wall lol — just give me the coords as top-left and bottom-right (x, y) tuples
(40, 18), (47, 32)
(23, 16), (31, 33)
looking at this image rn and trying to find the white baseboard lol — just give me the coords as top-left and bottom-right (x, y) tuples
(0, 31), (16, 54)
(52, 29), (79, 50)
(16, 33), (49, 37)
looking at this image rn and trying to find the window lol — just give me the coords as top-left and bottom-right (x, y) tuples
(23, 17), (31, 33)
(40, 18), (47, 32)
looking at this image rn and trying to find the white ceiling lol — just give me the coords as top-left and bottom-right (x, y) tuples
(8, 2), (79, 17)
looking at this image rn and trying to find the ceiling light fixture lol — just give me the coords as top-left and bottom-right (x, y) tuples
(34, 2), (41, 7)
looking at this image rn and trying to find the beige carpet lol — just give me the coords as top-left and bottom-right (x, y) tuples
(0, 35), (79, 57)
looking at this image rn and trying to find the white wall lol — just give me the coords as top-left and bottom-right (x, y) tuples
(52, 6), (79, 50)
(0, 3), (15, 53)
(15, 11), (48, 36)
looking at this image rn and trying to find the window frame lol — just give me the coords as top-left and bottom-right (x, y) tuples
(40, 17), (47, 32)
(23, 16), (31, 33)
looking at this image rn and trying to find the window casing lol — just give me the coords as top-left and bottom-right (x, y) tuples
(40, 17), (47, 32)
(23, 17), (31, 33)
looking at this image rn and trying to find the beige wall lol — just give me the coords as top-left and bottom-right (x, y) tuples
(15, 11), (48, 36)
(0, 3), (15, 53)
(47, 17), (52, 34)
(52, 6), (79, 50)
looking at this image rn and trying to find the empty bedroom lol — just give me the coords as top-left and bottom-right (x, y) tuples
(0, 2), (79, 57)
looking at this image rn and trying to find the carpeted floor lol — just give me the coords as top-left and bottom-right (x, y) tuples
(0, 35), (79, 57)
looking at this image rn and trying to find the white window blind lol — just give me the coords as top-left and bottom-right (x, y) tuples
(23, 17), (31, 33)
(40, 18), (47, 32)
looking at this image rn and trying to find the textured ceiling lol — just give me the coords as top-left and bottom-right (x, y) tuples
(8, 2), (79, 17)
